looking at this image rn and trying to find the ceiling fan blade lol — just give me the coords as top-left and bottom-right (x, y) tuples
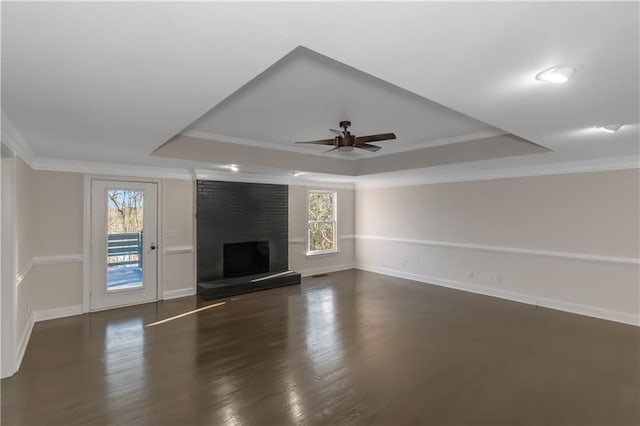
(295, 138), (336, 146)
(330, 129), (343, 136)
(356, 143), (382, 152)
(323, 146), (340, 154)
(355, 133), (396, 144)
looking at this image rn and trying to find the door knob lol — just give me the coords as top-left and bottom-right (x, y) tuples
(150, 244), (157, 250)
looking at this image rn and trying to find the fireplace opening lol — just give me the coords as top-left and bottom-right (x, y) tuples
(223, 241), (270, 278)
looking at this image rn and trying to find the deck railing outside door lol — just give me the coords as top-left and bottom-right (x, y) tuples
(107, 232), (143, 268)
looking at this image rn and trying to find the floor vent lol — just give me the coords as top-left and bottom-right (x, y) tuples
(311, 273), (329, 278)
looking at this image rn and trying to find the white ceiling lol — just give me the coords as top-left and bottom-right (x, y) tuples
(2, 2), (638, 184)
(182, 46), (505, 159)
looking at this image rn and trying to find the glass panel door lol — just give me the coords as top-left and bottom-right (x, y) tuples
(91, 180), (158, 311)
(106, 190), (144, 290)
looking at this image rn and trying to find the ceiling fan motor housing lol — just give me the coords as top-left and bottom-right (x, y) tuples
(294, 120), (395, 153)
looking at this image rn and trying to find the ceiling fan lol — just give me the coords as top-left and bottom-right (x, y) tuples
(295, 121), (396, 153)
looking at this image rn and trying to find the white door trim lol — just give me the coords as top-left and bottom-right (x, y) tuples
(83, 175), (163, 313)
(1, 152), (17, 378)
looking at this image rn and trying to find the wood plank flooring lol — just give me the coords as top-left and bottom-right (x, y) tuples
(2, 269), (639, 425)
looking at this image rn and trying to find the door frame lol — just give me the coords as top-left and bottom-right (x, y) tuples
(83, 175), (163, 313)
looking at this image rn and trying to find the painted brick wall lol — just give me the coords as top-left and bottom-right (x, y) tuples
(196, 180), (288, 282)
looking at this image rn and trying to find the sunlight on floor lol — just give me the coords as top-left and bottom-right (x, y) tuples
(144, 302), (226, 327)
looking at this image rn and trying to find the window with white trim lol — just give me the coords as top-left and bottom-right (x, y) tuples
(307, 191), (337, 255)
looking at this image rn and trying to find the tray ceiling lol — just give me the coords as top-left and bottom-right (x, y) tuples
(1, 2), (637, 182)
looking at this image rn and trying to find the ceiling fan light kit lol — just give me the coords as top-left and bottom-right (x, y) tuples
(295, 120), (396, 154)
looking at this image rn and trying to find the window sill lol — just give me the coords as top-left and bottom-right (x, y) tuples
(305, 249), (339, 257)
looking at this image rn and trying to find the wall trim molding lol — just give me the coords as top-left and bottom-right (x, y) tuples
(16, 255), (84, 287)
(15, 259), (34, 287)
(33, 254), (84, 265)
(356, 264), (639, 326)
(33, 305), (84, 322)
(163, 287), (197, 300)
(15, 313), (35, 372)
(164, 245), (194, 255)
(15, 305), (84, 372)
(354, 235), (639, 267)
(354, 155), (640, 189)
(194, 169), (356, 189)
(16, 141), (638, 190)
(289, 234), (356, 245)
(31, 158), (193, 180)
(298, 263), (356, 277)
(1, 110), (35, 165)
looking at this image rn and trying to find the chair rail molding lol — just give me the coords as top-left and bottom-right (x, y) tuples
(354, 235), (639, 267)
(163, 245), (194, 255)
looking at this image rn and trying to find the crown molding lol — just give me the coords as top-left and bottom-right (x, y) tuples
(28, 158), (355, 188)
(194, 168), (293, 185)
(354, 155), (640, 189)
(22, 152), (638, 190)
(181, 130), (332, 157)
(180, 128), (506, 160)
(31, 158), (194, 180)
(193, 168), (356, 189)
(1, 110), (35, 165)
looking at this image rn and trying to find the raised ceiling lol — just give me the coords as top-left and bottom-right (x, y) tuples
(1, 2), (638, 184)
(180, 46), (507, 159)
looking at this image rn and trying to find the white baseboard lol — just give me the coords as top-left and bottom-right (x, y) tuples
(33, 305), (84, 322)
(15, 313), (35, 372)
(356, 264), (640, 326)
(163, 287), (197, 300)
(298, 263), (356, 277)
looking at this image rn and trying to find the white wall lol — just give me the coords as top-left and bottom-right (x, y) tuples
(162, 179), (196, 298)
(355, 169), (640, 325)
(29, 170), (84, 312)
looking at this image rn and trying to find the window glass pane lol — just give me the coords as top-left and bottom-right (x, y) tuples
(106, 190), (144, 290)
(309, 222), (335, 252)
(308, 192), (334, 221)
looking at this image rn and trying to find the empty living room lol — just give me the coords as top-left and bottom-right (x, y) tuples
(1, 2), (638, 425)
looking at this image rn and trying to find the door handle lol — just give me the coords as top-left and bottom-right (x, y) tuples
(150, 244), (157, 250)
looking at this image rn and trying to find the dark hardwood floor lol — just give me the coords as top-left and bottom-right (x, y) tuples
(2, 269), (639, 425)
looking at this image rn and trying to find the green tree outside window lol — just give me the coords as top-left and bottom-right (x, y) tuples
(308, 191), (337, 253)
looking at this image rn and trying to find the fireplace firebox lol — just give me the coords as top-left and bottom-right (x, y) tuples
(223, 241), (269, 278)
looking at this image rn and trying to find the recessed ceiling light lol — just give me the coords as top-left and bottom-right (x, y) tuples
(596, 124), (623, 133)
(293, 172), (305, 177)
(229, 164), (239, 172)
(535, 65), (574, 83)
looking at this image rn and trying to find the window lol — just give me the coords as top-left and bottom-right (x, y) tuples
(307, 190), (337, 255)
